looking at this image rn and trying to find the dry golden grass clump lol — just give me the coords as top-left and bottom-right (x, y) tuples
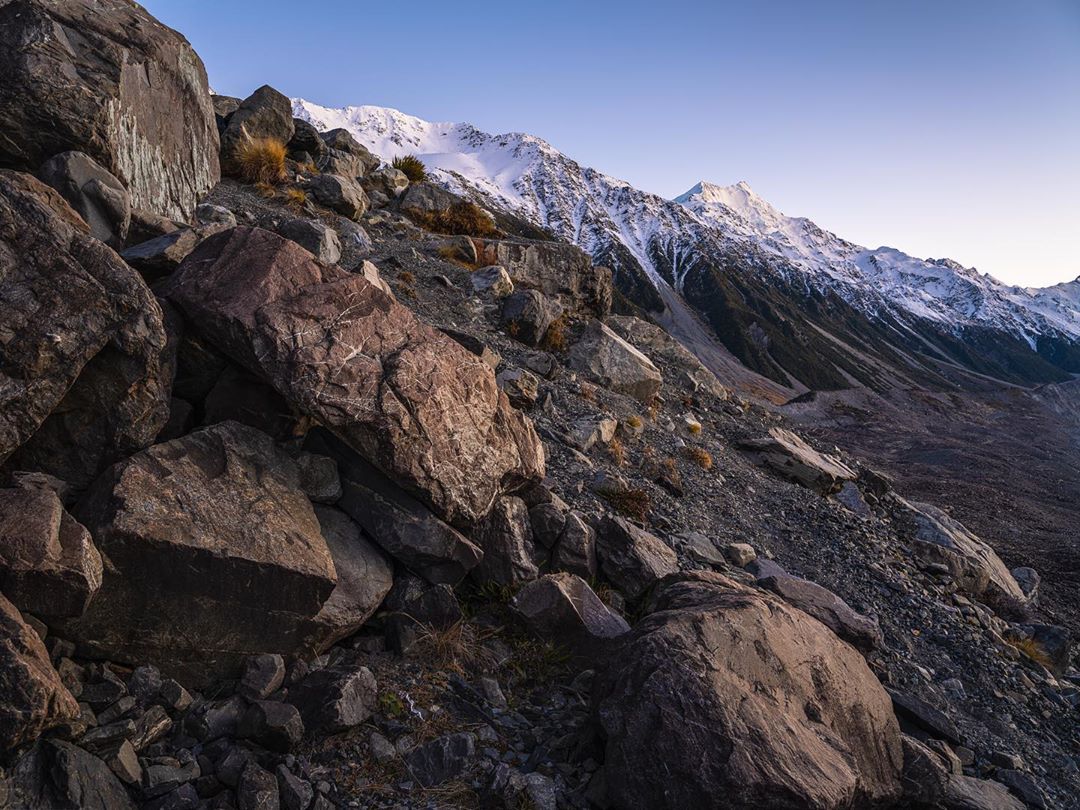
(284, 187), (307, 209)
(411, 201), (499, 238)
(685, 446), (713, 470)
(392, 154), (429, 182)
(233, 136), (287, 185)
(607, 436), (626, 467)
(540, 313), (569, 353)
(599, 487), (650, 522)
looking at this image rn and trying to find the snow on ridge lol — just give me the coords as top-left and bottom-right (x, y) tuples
(293, 97), (1080, 342)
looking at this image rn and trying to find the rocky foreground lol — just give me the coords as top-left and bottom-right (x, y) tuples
(0, 1), (1076, 809)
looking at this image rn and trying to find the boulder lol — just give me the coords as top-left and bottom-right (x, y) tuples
(163, 227), (544, 526)
(1003, 623), (1072, 676)
(944, 774), (1026, 810)
(496, 367), (540, 410)
(121, 228), (203, 281)
(594, 572), (904, 809)
(365, 167), (409, 197)
(238, 654), (285, 701)
(383, 574), (463, 631)
(501, 289), (564, 347)
(0, 488), (102, 619)
(902, 500), (1025, 603)
(399, 181), (463, 218)
(492, 240), (612, 318)
(288, 662), (377, 734)
(759, 574), (883, 652)
(276, 217), (342, 264)
(1011, 566), (1040, 602)
(607, 315), (727, 398)
(0, 0), (218, 221)
(219, 85), (294, 169)
(195, 203), (237, 228)
(319, 129), (378, 175)
(472, 496), (539, 588)
(37, 151), (130, 248)
(62, 422), (337, 685)
(899, 735), (949, 806)
(594, 516), (679, 601)
(312, 431), (484, 585)
(287, 118), (325, 160)
(511, 573), (629, 656)
(471, 265), (514, 299)
(126, 208), (180, 247)
(0, 592), (79, 750)
(568, 321), (661, 403)
(4, 739), (135, 809)
(0, 171), (172, 487)
(404, 732), (476, 788)
(306, 173), (369, 220)
(304, 506), (393, 650)
(238, 701), (304, 753)
(551, 512), (598, 579)
(737, 428), (856, 495)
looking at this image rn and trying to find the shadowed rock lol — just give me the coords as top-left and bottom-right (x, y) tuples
(163, 227), (544, 526)
(62, 422), (337, 685)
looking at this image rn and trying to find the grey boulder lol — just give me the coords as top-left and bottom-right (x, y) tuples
(37, 151), (130, 248)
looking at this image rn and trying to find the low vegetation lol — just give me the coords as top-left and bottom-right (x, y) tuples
(685, 446), (713, 470)
(392, 154), (429, 182)
(233, 136), (287, 184)
(410, 201), (499, 238)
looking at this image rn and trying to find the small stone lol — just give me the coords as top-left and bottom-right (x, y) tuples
(160, 679), (193, 713)
(238, 700), (304, 753)
(239, 653), (286, 700)
(103, 739), (141, 785)
(97, 695), (137, 725)
(723, 542), (757, 568)
(480, 677), (508, 710)
(238, 762), (280, 810)
(369, 731), (396, 764)
(276, 764), (314, 810)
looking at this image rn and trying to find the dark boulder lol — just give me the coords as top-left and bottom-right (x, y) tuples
(219, 85), (294, 170)
(163, 227), (544, 526)
(501, 289), (564, 347)
(0, 592), (79, 751)
(288, 661), (377, 734)
(37, 151), (130, 248)
(61, 422), (337, 685)
(287, 118), (326, 160)
(306, 173), (369, 220)
(4, 739), (135, 809)
(0, 171), (171, 488)
(594, 516), (678, 601)
(0, 0), (218, 221)
(511, 573), (629, 657)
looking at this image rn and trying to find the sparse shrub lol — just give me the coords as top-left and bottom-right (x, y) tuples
(579, 382), (597, 403)
(685, 446), (713, 470)
(284, 187), (307, 209)
(392, 154), (429, 182)
(1006, 635), (1053, 669)
(646, 398), (660, 421)
(598, 487), (650, 522)
(688, 421), (702, 435)
(541, 313), (569, 353)
(399, 270), (415, 285)
(410, 201), (499, 238)
(233, 136), (287, 185)
(626, 415), (643, 430)
(985, 591), (1034, 622)
(254, 181), (276, 198)
(411, 620), (496, 675)
(607, 436), (626, 467)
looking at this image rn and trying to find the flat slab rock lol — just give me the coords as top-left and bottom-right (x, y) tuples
(163, 226), (544, 526)
(738, 427), (856, 494)
(62, 421), (337, 685)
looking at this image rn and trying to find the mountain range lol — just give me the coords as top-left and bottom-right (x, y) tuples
(294, 99), (1080, 395)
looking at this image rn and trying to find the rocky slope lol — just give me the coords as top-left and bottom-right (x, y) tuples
(0, 3), (1074, 809)
(294, 100), (1080, 393)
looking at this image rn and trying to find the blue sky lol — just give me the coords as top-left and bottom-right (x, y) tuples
(144, 0), (1079, 287)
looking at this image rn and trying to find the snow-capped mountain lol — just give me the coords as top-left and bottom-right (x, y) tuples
(294, 98), (1080, 391)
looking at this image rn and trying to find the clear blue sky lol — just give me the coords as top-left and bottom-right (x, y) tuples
(144, 0), (1079, 287)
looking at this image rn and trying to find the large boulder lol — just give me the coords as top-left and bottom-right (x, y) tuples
(501, 289), (564, 348)
(901, 500), (1025, 603)
(304, 505), (393, 651)
(4, 738), (135, 809)
(61, 422), (338, 685)
(219, 85), (295, 170)
(607, 315), (728, 398)
(0, 171), (171, 486)
(163, 227), (544, 526)
(568, 321), (662, 403)
(0, 0), (219, 221)
(318, 129), (378, 178)
(306, 174), (369, 220)
(737, 428), (856, 495)
(37, 151), (130, 248)
(492, 240), (612, 318)
(594, 573), (904, 809)
(0, 592), (79, 751)
(0, 488), (102, 620)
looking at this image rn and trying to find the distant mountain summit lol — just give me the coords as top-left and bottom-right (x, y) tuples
(294, 97), (1080, 391)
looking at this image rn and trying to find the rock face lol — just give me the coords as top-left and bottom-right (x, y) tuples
(0, 0), (219, 221)
(903, 500), (1025, 603)
(568, 321), (662, 403)
(0, 592), (79, 751)
(738, 428), (856, 495)
(304, 506), (393, 651)
(492, 240), (612, 318)
(0, 170), (171, 485)
(0, 488), (102, 620)
(63, 422), (337, 684)
(37, 151), (130, 248)
(163, 227), (544, 526)
(594, 573), (904, 810)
